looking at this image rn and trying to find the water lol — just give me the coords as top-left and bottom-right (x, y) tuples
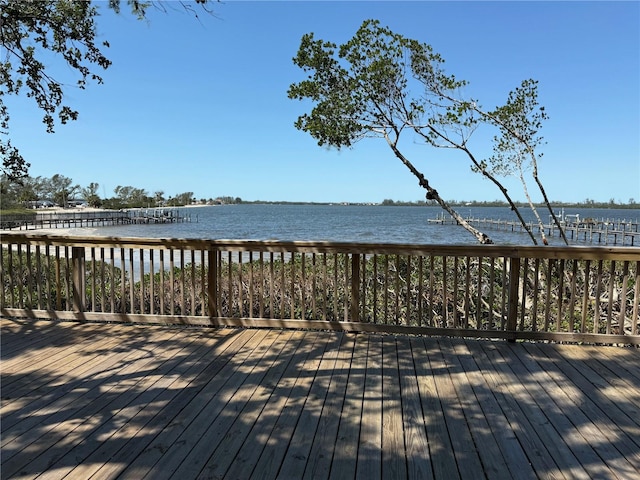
(34, 204), (640, 246)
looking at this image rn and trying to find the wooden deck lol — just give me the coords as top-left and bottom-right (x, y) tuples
(2, 319), (639, 480)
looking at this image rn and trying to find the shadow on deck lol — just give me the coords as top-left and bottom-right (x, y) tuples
(1, 318), (639, 479)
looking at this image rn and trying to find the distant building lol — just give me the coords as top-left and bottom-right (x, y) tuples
(25, 200), (55, 209)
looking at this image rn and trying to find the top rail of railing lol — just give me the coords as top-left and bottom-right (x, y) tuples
(3, 231), (640, 259)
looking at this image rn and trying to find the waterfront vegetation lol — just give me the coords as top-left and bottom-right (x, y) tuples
(2, 235), (638, 343)
(2, 172), (639, 215)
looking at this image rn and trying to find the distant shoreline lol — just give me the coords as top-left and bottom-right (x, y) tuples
(3, 201), (640, 216)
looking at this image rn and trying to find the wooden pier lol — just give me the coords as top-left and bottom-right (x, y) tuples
(428, 214), (640, 246)
(127, 208), (193, 225)
(1, 208), (193, 231)
(2, 318), (639, 479)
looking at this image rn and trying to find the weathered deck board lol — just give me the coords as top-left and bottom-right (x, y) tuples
(332, 332), (367, 480)
(109, 328), (263, 479)
(426, 338), (485, 480)
(137, 329), (290, 480)
(43, 328), (238, 480)
(1, 325), (151, 419)
(409, 336), (459, 479)
(476, 340), (592, 479)
(1, 318), (639, 480)
(460, 340), (564, 479)
(302, 331), (354, 480)
(8, 328), (211, 480)
(521, 343), (640, 475)
(276, 332), (343, 479)
(357, 335), (382, 480)
(440, 338), (523, 480)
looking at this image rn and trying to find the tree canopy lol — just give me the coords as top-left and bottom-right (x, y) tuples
(288, 19), (563, 244)
(0, 171), (204, 210)
(0, 0), (216, 180)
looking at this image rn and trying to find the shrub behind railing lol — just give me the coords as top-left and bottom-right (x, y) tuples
(1, 233), (638, 344)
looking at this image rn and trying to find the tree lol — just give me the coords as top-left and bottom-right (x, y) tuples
(173, 191), (194, 206)
(113, 185), (149, 207)
(288, 20), (557, 245)
(288, 20), (494, 243)
(0, 0), (218, 179)
(82, 182), (102, 207)
(0, 172), (35, 207)
(154, 190), (165, 206)
(471, 79), (567, 244)
(406, 46), (544, 244)
(48, 174), (79, 207)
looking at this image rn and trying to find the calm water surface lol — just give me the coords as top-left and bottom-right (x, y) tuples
(48, 205), (640, 246)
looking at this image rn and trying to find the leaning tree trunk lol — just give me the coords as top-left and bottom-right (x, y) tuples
(518, 169), (549, 245)
(427, 187), (493, 244)
(460, 145), (539, 245)
(532, 165), (569, 245)
(387, 140), (493, 244)
(423, 95), (540, 244)
(413, 125), (538, 244)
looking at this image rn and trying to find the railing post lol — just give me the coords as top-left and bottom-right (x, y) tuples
(71, 247), (85, 313)
(350, 253), (360, 323)
(506, 256), (521, 342)
(208, 249), (218, 317)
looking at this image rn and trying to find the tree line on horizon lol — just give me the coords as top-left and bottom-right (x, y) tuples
(2, 171), (636, 213)
(0, 173), (242, 211)
(380, 198), (640, 209)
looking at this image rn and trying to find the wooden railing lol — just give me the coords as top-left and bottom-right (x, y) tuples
(1, 232), (639, 344)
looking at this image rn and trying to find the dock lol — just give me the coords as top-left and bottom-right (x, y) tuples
(1, 208), (194, 231)
(127, 208), (193, 225)
(2, 318), (639, 479)
(428, 214), (640, 246)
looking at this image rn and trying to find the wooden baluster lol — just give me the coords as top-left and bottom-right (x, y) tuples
(506, 256), (521, 341)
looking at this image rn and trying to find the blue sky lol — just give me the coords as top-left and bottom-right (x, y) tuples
(7, 1), (639, 203)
